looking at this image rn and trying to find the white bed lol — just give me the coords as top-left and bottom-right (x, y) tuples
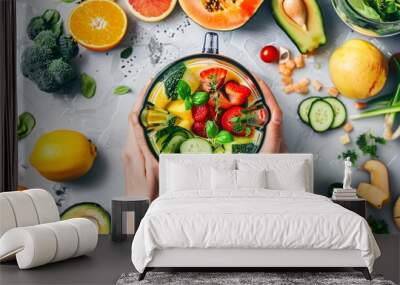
(131, 154), (380, 280)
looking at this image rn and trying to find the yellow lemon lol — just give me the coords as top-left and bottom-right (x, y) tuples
(329, 39), (387, 100)
(30, 130), (97, 182)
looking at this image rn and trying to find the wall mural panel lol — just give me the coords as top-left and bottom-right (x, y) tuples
(16, 0), (400, 235)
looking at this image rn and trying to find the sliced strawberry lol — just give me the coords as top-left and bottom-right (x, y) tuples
(225, 81), (251, 106)
(192, 105), (209, 122)
(221, 106), (249, 137)
(192, 121), (207, 138)
(208, 91), (232, 109)
(200, 68), (227, 92)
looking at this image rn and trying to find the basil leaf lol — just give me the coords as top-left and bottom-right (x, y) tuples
(192, 92), (209, 106)
(17, 112), (36, 140)
(184, 96), (192, 110)
(42, 9), (60, 25)
(206, 120), (218, 138)
(215, 130), (233, 144)
(120, 47), (133, 59)
(80, 73), (96, 99)
(61, 0), (76, 3)
(177, 80), (191, 100)
(114, 85), (131, 95)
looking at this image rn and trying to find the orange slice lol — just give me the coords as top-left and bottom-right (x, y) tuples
(126, 0), (177, 22)
(68, 0), (128, 52)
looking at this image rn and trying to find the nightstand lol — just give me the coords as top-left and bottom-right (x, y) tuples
(111, 196), (149, 242)
(331, 198), (366, 218)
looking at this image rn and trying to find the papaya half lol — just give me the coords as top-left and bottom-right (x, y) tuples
(179, 0), (264, 31)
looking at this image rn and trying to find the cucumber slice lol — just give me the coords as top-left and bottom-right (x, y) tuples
(323, 97), (347, 129)
(308, 100), (335, 133)
(298, 96), (320, 124)
(180, 138), (212, 154)
(161, 135), (187, 153)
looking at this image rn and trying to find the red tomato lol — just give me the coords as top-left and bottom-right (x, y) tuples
(260, 45), (279, 63)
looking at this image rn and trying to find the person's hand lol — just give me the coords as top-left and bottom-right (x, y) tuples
(122, 82), (159, 201)
(257, 79), (287, 153)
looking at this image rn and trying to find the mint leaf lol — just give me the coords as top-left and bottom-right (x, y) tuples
(80, 73), (96, 99)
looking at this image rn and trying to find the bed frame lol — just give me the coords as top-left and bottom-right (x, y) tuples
(139, 154), (372, 281)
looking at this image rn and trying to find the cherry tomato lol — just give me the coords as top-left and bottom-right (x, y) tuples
(260, 45), (279, 63)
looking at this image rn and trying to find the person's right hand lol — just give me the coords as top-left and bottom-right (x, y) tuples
(122, 82), (159, 202)
(257, 79), (287, 153)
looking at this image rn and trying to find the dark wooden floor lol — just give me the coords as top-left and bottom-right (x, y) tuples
(0, 236), (134, 285)
(1, 235), (398, 284)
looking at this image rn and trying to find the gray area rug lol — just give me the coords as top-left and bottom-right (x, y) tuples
(116, 272), (396, 285)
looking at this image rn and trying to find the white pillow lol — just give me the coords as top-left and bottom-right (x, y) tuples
(211, 169), (267, 190)
(167, 160), (235, 191)
(237, 159), (307, 191)
(211, 168), (236, 190)
(236, 169), (267, 189)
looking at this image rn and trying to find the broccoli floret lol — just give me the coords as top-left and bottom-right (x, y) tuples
(27, 16), (48, 40)
(20, 45), (55, 80)
(58, 35), (79, 61)
(35, 69), (60, 93)
(34, 30), (58, 51)
(48, 59), (77, 85)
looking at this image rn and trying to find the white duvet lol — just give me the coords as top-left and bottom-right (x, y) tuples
(131, 190), (380, 273)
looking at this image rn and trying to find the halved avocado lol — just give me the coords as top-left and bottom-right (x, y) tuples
(271, 0), (326, 54)
(61, 202), (111, 235)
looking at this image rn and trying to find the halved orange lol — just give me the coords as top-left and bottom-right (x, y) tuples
(68, 0), (128, 52)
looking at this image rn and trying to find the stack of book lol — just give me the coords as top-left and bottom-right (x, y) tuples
(332, 188), (358, 200)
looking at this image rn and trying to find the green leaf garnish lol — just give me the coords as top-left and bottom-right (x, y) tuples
(337, 149), (358, 165)
(206, 120), (219, 138)
(215, 130), (233, 144)
(192, 92), (209, 106)
(177, 80), (191, 100)
(17, 112), (36, 140)
(120, 47), (133, 59)
(184, 96), (192, 110)
(356, 132), (386, 158)
(113, 85), (131, 95)
(80, 73), (96, 99)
